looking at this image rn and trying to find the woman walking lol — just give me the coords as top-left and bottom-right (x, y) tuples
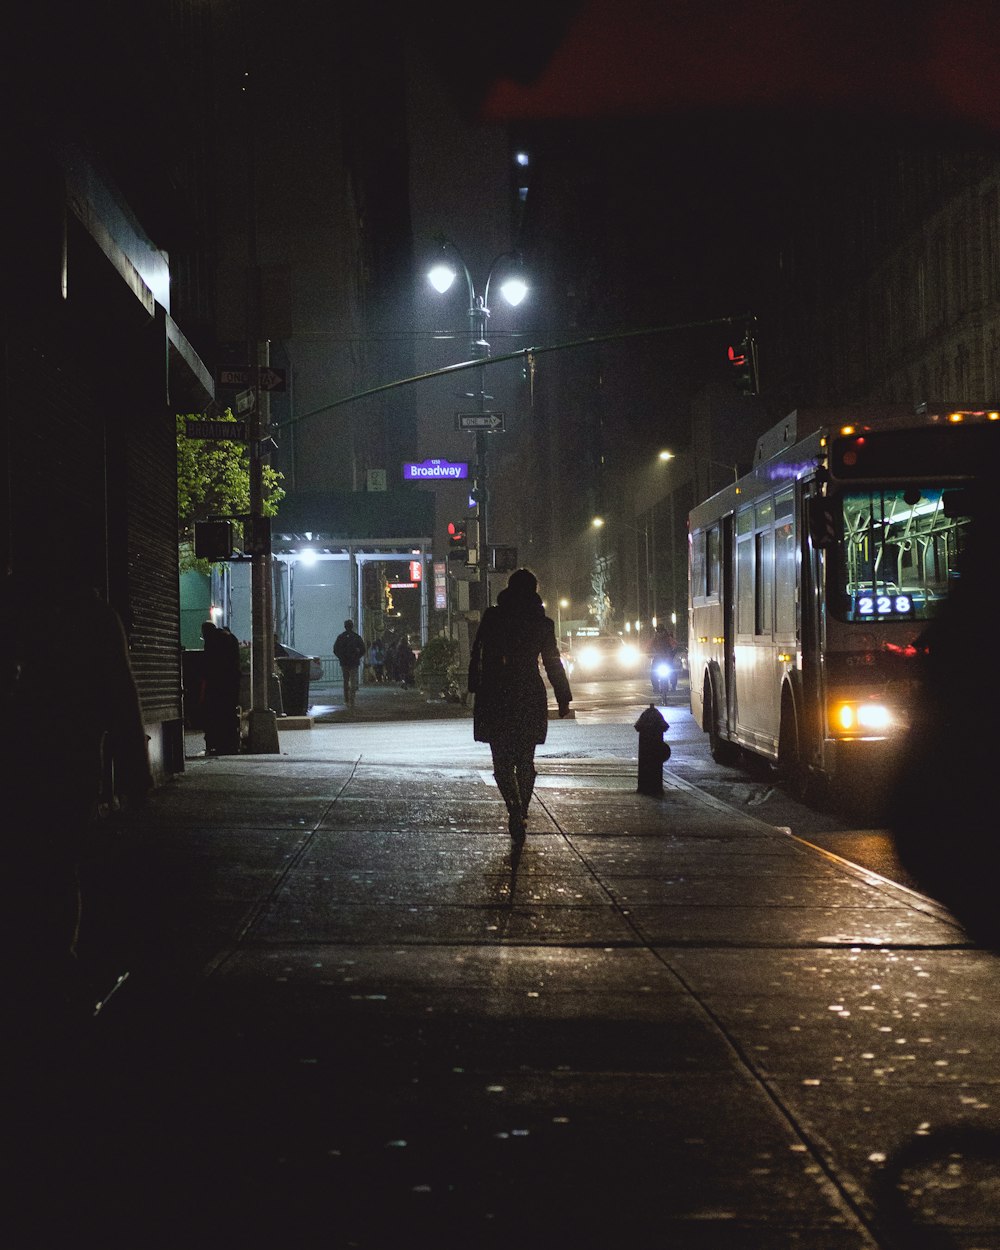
(468, 568), (572, 840)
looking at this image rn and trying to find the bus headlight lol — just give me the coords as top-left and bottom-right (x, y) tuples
(831, 700), (893, 734)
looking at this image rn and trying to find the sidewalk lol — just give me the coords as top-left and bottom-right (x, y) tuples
(57, 708), (1000, 1249)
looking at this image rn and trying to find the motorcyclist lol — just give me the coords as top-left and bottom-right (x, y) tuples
(649, 624), (678, 693)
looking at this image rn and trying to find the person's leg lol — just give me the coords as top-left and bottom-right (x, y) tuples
(490, 741), (525, 838)
(514, 745), (537, 822)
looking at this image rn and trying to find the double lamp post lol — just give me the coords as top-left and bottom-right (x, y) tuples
(427, 241), (527, 608)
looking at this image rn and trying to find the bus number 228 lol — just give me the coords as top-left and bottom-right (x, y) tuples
(857, 594), (913, 617)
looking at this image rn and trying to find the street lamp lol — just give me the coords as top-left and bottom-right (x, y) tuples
(556, 597), (570, 641)
(427, 239), (528, 608)
(592, 515), (651, 626)
(656, 449), (739, 633)
(659, 448), (739, 486)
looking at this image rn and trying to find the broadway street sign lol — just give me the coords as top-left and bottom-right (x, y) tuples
(184, 419), (250, 441)
(402, 458), (469, 481)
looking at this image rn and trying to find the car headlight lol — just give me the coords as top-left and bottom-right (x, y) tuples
(578, 647), (599, 669)
(831, 700), (893, 734)
(619, 645), (640, 667)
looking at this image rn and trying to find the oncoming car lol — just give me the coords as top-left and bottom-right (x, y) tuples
(571, 635), (643, 679)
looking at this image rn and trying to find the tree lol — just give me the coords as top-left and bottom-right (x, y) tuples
(177, 410), (284, 572)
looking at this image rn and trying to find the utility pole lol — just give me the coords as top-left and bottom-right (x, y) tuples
(246, 341), (279, 753)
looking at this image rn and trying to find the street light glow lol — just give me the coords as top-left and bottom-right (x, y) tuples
(427, 263), (456, 294)
(592, 516), (605, 528)
(499, 276), (528, 306)
(658, 450), (675, 461)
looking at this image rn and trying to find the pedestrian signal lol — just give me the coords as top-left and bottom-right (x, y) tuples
(491, 545), (518, 573)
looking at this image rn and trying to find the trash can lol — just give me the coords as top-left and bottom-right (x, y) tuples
(276, 655), (311, 715)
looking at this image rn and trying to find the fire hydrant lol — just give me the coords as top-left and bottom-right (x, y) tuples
(635, 703), (670, 796)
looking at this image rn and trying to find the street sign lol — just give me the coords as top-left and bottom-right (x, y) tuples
(184, 419), (250, 441)
(258, 366), (286, 392)
(217, 367), (251, 387)
(456, 412), (505, 432)
(403, 458), (469, 480)
(235, 388), (256, 414)
(194, 520), (234, 560)
(215, 365), (287, 391)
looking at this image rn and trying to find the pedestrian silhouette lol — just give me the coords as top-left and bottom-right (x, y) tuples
(888, 499), (997, 945)
(333, 618), (366, 708)
(468, 568), (572, 840)
(200, 620), (241, 754)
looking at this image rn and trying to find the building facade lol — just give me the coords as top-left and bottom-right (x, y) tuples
(4, 1), (217, 783)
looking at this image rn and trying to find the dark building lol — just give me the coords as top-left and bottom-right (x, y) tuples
(3, 2), (217, 781)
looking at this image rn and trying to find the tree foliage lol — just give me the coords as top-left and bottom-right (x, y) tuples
(177, 410), (284, 572)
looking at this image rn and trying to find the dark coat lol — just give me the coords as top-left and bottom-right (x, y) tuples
(468, 588), (572, 745)
(333, 628), (366, 668)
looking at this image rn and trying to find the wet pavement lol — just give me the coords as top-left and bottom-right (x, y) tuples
(24, 684), (1000, 1249)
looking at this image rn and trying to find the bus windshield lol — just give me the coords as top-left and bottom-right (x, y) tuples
(835, 486), (973, 623)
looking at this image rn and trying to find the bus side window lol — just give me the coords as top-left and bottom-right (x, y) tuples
(691, 529), (707, 601)
(755, 528), (774, 635)
(706, 525), (720, 599)
(736, 508), (754, 633)
(775, 489), (796, 636)
(692, 525), (722, 604)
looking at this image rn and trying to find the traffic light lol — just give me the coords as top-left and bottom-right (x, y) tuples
(727, 328), (759, 396)
(446, 519), (468, 560)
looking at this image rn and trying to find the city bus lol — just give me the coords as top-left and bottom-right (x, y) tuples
(687, 404), (999, 799)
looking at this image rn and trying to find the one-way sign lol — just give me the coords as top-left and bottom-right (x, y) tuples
(456, 412), (505, 431)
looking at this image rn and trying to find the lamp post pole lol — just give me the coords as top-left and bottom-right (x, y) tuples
(556, 598), (568, 641)
(429, 243), (526, 613)
(593, 515), (651, 628)
(658, 449), (739, 632)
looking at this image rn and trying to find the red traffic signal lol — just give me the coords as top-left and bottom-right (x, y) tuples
(727, 330), (758, 396)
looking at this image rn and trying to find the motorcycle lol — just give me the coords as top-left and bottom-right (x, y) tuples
(651, 654), (678, 697)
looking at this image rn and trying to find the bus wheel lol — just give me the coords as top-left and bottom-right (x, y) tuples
(707, 680), (739, 766)
(778, 695), (823, 805)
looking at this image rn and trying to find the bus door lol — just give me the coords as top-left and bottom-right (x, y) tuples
(721, 510), (736, 735)
(800, 484), (827, 766)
